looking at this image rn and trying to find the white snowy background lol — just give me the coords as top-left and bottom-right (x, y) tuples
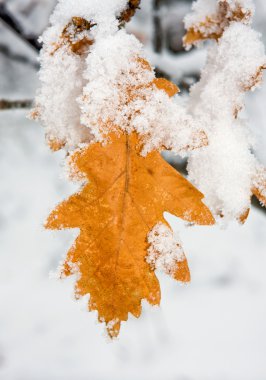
(0, 1), (266, 379)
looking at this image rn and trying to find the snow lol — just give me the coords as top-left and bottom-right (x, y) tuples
(79, 30), (153, 143)
(184, 0), (255, 39)
(186, 20), (266, 222)
(35, 43), (90, 148)
(33, 0), (130, 149)
(184, 0), (219, 28)
(50, 0), (128, 28)
(146, 223), (185, 277)
(79, 28), (203, 155)
(34, 0), (206, 154)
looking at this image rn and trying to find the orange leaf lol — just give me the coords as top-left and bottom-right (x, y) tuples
(118, 0), (141, 24)
(183, 0), (252, 48)
(153, 78), (180, 97)
(253, 184), (266, 208)
(46, 131), (214, 337)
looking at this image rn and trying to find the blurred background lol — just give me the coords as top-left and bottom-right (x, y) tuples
(0, 0), (266, 379)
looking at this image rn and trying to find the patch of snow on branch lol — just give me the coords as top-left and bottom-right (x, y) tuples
(187, 22), (266, 222)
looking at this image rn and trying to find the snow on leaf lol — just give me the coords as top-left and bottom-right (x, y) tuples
(46, 131), (214, 338)
(183, 0), (254, 48)
(147, 223), (190, 283)
(34, 1), (207, 155)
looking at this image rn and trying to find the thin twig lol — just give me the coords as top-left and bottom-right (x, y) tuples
(0, 99), (33, 110)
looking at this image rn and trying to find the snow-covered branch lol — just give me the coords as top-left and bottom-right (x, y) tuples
(184, 0), (266, 222)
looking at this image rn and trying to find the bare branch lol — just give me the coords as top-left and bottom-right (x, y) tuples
(153, 0), (163, 53)
(0, 3), (41, 51)
(0, 99), (33, 110)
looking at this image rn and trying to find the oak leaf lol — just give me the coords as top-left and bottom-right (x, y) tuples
(46, 131), (214, 337)
(118, 0), (141, 24)
(183, 0), (252, 48)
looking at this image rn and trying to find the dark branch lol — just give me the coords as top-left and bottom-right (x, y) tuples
(0, 99), (33, 110)
(0, 3), (41, 51)
(153, 0), (163, 53)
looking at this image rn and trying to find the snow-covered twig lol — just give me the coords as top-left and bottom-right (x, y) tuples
(184, 0), (266, 223)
